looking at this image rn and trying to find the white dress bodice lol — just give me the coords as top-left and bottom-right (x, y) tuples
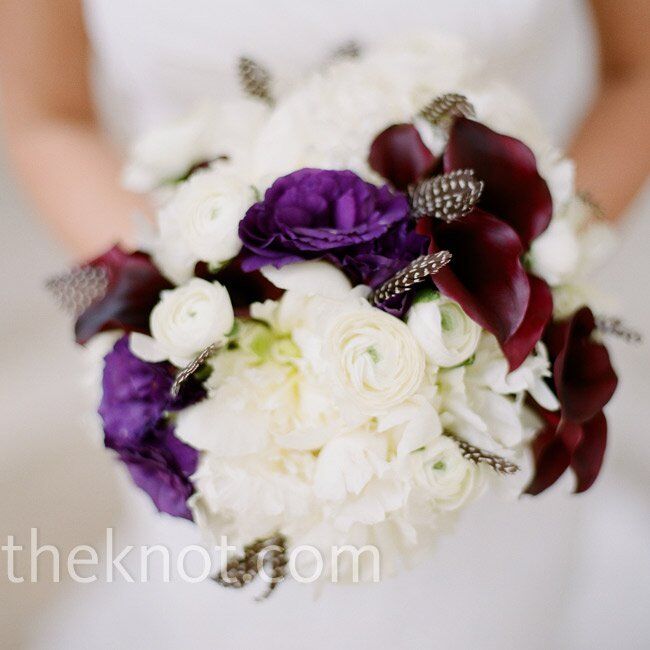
(83, 0), (597, 147)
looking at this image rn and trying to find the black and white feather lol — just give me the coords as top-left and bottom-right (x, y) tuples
(596, 316), (643, 344)
(214, 534), (287, 600)
(45, 266), (109, 316)
(410, 169), (483, 222)
(418, 93), (475, 127)
(237, 56), (274, 105)
(446, 434), (520, 475)
(170, 343), (219, 397)
(371, 251), (452, 305)
(328, 40), (362, 62)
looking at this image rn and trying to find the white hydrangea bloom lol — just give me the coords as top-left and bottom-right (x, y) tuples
(123, 99), (269, 193)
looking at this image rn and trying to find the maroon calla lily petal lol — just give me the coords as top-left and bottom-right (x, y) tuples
(368, 123), (437, 191)
(572, 411), (608, 493)
(527, 307), (618, 495)
(542, 318), (570, 362)
(525, 421), (572, 496)
(502, 273), (553, 370)
(75, 246), (172, 344)
(526, 410), (608, 495)
(554, 307), (618, 423)
(443, 117), (553, 248)
(418, 208), (530, 343)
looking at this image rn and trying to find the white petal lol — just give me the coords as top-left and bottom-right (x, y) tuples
(261, 261), (352, 299)
(176, 397), (270, 456)
(128, 333), (167, 363)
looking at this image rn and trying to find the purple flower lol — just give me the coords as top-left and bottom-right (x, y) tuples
(110, 424), (198, 520)
(238, 169), (414, 276)
(337, 220), (428, 317)
(337, 220), (428, 289)
(99, 337), (203, 444)
(99, 336), (204, 519)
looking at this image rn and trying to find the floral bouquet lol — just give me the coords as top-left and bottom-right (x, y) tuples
(49, 34), (624, 593)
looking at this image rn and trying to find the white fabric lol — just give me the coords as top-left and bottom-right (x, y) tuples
(83, 0), (597, 146)
(9, 1), (647, 648)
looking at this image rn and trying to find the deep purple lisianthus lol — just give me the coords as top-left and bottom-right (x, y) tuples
(109, 423), (198, 520)
(99, 336), (204, 518)
(238, 169), (413, 275)
(337, 220), (428, 289)
(99, 337), (204, 445)
(337, 219), (429, 317)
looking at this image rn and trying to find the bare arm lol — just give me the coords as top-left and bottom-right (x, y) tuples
(0, 0), (148, 259)
(572, 0), (650, 221)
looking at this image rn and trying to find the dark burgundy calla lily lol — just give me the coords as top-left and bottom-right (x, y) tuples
(418, 208), (530, 343)
(526, 409), (608, 495)
(553, 307), (618, 423)
(443, 117), (553, 248)
(501, 274), (553, 370)
(526, 411), (573, 496)
(526, 307), (617, 495)
(571, 410), (608, 493)
(75, 246), (172, 344)
(368, 123), (437, 191)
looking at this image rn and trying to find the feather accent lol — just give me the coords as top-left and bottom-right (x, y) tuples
(237, 56), (274, 105)
(446, 434), (520, 475)
(410, 169), (483, 222)
(577, 191), (605, 220)
(596, 316), (643, 344)
(370, 251), (452, 305)
(45, 267), (109, 316)
(419, 93), (475, 127)
(329, 40), (361, 61)
(170, 343), (219, 397)
(214, 534), (287, 600)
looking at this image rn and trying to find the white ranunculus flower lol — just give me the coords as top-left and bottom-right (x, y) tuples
(410, 436), (482, 511)
(130, 278), (234, 367)
(324, 306), (425, 413)
(154, 168), (253, 281)
(407, 291), (481, 367)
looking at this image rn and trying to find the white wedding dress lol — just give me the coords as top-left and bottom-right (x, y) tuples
(29, 1), (650, 648)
